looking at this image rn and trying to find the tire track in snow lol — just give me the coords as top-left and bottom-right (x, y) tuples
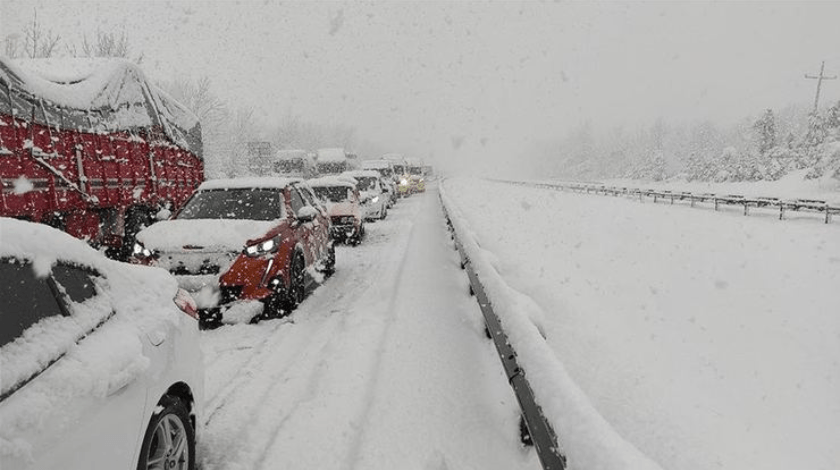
(340, 199), (421, 470)
(250, 212), (418, 470)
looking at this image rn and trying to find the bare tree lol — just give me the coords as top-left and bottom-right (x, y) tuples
(81, 29), (130, 58)
(159, 77), (227, 129)
(23, 9), (61, 58)
(3, 33), (22, 58)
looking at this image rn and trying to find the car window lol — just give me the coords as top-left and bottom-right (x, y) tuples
(0, 258), (65, 348)
(52, 263), (98, 305)
(289, 187), (306, 215)
(177, 188), (285, 220)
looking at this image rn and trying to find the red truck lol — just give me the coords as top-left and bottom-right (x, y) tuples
(0, 57), (203, 258)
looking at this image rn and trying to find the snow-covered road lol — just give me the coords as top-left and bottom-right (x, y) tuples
(198, 187), (538, 470)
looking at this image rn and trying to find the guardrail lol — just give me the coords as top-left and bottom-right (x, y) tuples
(439, 192), (567, 470)
(493, 179), (840, 224)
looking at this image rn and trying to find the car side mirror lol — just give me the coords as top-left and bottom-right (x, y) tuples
(296, 206), (318, 222)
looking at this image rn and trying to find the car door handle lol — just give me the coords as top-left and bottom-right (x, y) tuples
(107, 370), (139, 396)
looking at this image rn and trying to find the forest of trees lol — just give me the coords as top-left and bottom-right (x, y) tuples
(537, 102), (840, 183)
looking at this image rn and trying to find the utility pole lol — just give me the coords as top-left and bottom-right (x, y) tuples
(805, 61), (837, 113)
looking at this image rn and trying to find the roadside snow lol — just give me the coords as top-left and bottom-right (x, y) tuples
(441, 177), (840, 470)
(600, 169), (840, 203)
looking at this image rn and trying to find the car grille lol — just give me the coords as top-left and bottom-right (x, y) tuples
(331, 216), (355, 225)
(219, 285), (243, 304)
(170, 263), (221, 276)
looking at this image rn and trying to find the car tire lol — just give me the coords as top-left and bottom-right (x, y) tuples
(322, 243), (336, 277)
(136, 396), (195, 470)
(262, 293), (286, 320)
(285, 253), (306, 310)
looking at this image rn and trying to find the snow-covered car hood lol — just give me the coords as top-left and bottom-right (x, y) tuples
(137, 218), (278, 252)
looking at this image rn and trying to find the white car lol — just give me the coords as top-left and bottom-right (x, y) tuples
(340, 170), (389, 220)
(0, 218), (203, 470)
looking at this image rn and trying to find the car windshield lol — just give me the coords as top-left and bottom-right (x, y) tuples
(312, 186), (351, 203)
(392, 165), (405, 174)
(275, 159), (304, 174)
(354, 177), (378, 191)
(177, 189), (284, 220)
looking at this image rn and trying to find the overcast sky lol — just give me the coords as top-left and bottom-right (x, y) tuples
(4, 1), (840, 171)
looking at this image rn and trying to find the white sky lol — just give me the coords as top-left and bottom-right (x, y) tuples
(4, 1), (840, 171)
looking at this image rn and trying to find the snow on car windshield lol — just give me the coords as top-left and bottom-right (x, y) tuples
(354, 177), (378, 191)
(176, 189), (284, 221)
(312, 186), (351, 203)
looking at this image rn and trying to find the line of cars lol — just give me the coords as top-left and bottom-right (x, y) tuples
(1, 152), (430, 470)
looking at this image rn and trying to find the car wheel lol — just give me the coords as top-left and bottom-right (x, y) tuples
(262, 293), (286, 320)
(322, 243), (336, 277)
(136, 396), (195, 470)
(285, 253), (305, 310)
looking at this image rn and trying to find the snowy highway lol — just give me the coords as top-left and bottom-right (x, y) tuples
(189, 177), (837, 470)
(197, 187), (537, 470)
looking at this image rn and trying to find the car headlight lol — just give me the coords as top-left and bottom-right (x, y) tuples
(371, 196), (379, 204)
(132, 241), (154, 258)
(245, 235), (281, 257)
(400, 178), (408, 185)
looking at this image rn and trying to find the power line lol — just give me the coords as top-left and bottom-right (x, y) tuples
(805, 61), (837, 113)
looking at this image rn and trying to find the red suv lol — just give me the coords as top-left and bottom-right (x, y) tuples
(131, 177), (334, 326)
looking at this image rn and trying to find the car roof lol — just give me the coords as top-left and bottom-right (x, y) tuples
(0, 217), (107, 269)
(198, 176), (301, 191)
(308, 176), (356, 188)
(341, 170), (380, 178)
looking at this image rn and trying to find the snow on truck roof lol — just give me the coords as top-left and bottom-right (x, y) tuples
(316, 148), (347, 162)
(0, 57), (202, 158)
(199, 177), (301, 191)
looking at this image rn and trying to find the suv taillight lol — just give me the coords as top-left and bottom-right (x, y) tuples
(174, 288), (198, 319)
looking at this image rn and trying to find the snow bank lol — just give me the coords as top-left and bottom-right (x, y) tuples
(440, 182), (662, 470)
(597, 170), (840, 203)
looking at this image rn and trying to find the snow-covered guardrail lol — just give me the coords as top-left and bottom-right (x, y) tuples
(439, 191), (566, 470)
(493, 179), (840, 224)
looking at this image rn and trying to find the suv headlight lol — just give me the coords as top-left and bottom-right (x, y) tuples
(245, 235), (281, 257)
